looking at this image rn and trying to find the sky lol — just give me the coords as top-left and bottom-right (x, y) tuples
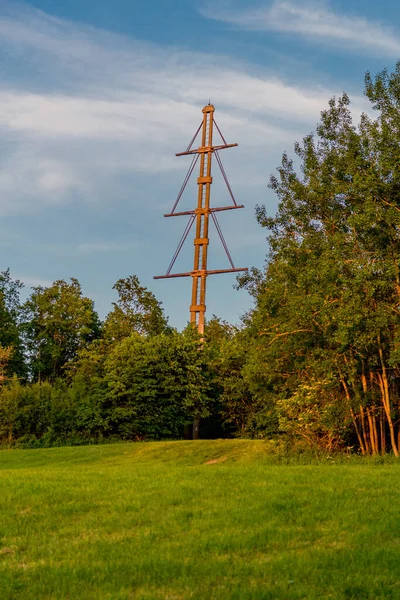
(1, 0), (399, 328)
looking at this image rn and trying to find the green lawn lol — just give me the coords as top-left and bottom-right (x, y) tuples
(1, 440), (400, 599)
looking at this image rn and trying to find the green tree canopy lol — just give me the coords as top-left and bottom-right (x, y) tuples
(239, 62), (400, 454)
(0, 269), (26, 378)
(104, 275), (171, 342)
(103, 326), (210, 440)
(23, 278), (101, 382)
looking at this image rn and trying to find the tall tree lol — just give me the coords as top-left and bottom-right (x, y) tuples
(0, 269), (26, 378)
(239, 63), (400, 454)
(104, 327), (210, 440)
(23, 278), (101, 382)
(104, 275), (171, 342)
(0, 346), (13, 385)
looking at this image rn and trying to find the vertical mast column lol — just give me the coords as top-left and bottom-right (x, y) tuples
(190, 104), (214, 335)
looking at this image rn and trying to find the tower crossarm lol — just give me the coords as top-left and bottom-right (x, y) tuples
(154, 268), (248, 280)
(176, 143), (238, 157)
(164, 205), (244, 218)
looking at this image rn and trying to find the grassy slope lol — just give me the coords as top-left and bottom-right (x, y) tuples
(1, 440), (400, 600)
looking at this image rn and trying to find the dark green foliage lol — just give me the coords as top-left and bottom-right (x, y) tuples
(0, 270), (26, 378)
(103, 327), (210, 439)
(237, 61), (400, 452)
(0, 378), (107, 447)
(104, 274), (171, 341)
(0, 326), (212, 446)
(23, 278), (101, 382)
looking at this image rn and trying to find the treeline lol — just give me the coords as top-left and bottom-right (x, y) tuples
(0, 271), (248, 446)
(3, 64), (400, 454)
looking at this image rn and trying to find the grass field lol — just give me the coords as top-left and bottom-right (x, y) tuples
(1, 440), (400, 599)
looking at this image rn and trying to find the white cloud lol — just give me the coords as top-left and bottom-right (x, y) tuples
(0, 2), (356, 217)
(200, 0), (400, 57)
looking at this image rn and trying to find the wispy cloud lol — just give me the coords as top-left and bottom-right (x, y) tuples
(0, 2), (352, 217)
(200, 0), (400, 57)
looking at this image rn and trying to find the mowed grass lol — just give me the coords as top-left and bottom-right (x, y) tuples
(1, 441), (400, 599)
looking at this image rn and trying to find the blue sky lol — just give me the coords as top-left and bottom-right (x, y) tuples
(1, 0), (399, 328)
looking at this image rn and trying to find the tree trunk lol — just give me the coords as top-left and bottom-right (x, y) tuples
(359, 405), (370, 454)
(380, 410), (386, 455)
(183, 424), (191, 440)
(192, 419), (200, 440)
(350, 407), (366, 455)
(367, 410), (378, 455)
(377, 339), (399, 457)
(340, 377), (365, 454)
(376, 370), (399, 457)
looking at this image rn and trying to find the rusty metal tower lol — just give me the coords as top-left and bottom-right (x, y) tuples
(154, 104), (247, 335)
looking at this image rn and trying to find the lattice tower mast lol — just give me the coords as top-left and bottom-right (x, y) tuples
(154, 104), (247, 335)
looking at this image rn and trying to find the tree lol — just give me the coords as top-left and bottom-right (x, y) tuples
(0, 269), (26, 378)
(104, 327), (210, 440)
(104, 275), (171, 342)
(239, 63), (400, 454)
(0, 346), (13, 385)
(23, 278), (101, 382)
